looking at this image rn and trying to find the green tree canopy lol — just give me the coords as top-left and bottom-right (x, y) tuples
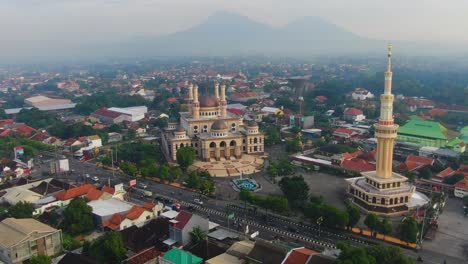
(62, 198), (94, 235)
(346, 204), (360, 229)
(8, 201), (35, 219)
(29, 255), (52, 264)
(278, 175), (309, 205)
(84, 231), (126, 264)
(176, 146), (197, 170)
(400, 217), (419, 243)
(120, 162), (138, 177)
(286, 138), (302, 153)
(364, 213), (379, 235)
(189, 226), (207, 245)
(443, 173), (464, 185)
(377, 217), (393, 237)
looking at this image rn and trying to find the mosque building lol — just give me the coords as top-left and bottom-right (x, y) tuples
(347, 45), (417, 216)
(161, 82), (264, 162)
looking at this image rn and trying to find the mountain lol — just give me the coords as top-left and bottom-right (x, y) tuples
(117, 11), (382, 58)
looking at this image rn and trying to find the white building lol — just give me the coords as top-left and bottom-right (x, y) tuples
(107, 106), (147, 122)
(351, 88), (374, 100)
(24, 95), (76, 111)
(102, 202), (164, 231)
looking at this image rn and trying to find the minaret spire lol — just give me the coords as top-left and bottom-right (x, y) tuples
(384, 44), (393, 95)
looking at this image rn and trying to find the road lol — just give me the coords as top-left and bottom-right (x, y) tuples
(32, 154), (466, 263)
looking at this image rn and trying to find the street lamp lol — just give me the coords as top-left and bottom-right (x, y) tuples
(317, 216), (324, 237)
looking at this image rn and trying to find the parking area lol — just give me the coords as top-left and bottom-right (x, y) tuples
(298, 170), (349, 210)
(422, 198), (468, 261)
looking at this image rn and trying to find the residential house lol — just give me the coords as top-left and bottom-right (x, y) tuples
(282, 247), (336, 264)
(351, 88), (374, 100)
(54, 183), (96, 207)
(88, 198), (135, 224)
(401, 155), (435, 172)
(168, 211), (209, 246)
(159, 248), (202, 264)
(343, 108), (365, 122)
(454, 179), (468, 198)
(108, 132), (123, 143)
(0, 218), (62, 264)
(332, 127), (359, 141)
(102, 202), (163, 231)
(87, 135), (102, 148)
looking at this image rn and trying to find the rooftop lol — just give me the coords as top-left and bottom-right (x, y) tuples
(0, 218), (57, 248)
(162, 248), (203, 264)
(398, 120), (457, 140)
(88, 198), (134, 217)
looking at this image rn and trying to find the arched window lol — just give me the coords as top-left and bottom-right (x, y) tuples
(193, 125), (198, 134)
(389, 199), (393, 205)
(394, 198), (398, 204)
(372, 197), (376, 204)
(231, 123), (236, 132)
(209, 142), (216, 148)
(254, 138), (258, 144)
(381, 198), (385, 205)
(405, 196), (408, 202)
(230, 140), (236, 146)
(400, 197), (404, 203)
(254, 146), (258, 151)
(203, 125), (208, 133)
(220, 141), (226, 147)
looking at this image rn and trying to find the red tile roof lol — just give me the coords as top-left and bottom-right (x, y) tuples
(174, 210), (192, 229)
(143, 202), (156, 211)
(284, 247), (317, 264)
(427, 108), (447, 117)
(341, 158), (375, 172)
(126, 205), (146, 220)
(454, 179), (468, 191)
(167, 97), (178, 103)
(93, 107), (122, 119)
(85, 189), (104, 201)
(334, 127), (356, 135)
(437, 167), (455, 178)
(406, 155), (434, 166)
(102, 186), (115, 195)
(227, 108), (245, 116)
(344, 107), (363, 116)
(102, 213), (126, 230)
(14, 125), (37, 136)
(126, 247), (159, 264)
(54, 184), (96, 201)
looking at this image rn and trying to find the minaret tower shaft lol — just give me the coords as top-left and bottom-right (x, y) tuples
(375, 44), (399, 178)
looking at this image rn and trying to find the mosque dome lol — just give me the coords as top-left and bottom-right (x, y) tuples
(199, 95), (219, 107)
(211, 120), (228, 130)
(247, 120), (258, 127)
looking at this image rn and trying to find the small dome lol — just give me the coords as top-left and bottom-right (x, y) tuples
(247, 120), (258, 127)
(175, 126), (185, 133)
(199, 95), (219, 107)
(211, 120), (227, 130)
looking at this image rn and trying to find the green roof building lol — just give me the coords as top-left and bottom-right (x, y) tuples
(460, 126), (468, 143)
(160, 248), (203, 264)
(397, 120), (458, 148)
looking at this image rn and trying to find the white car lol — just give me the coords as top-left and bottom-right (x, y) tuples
(138, 183), (148, 189)
(85, 174), (90, 178)
(92, 176), (99, 182)
(194, 199), (203, 205)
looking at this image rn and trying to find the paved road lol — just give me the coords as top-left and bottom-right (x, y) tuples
(32, 154), (466, 263)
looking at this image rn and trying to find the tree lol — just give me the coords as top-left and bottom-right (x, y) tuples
(346, 205), (360, 230)
(336, 242), (376, 264)
(400, 217), (418, 243)
(127, 129), (137, 140)
(9, 201), (35, 218)
(169, 166), (183, 181)
(176, 146), (197, 170)
(364, 213), (379, 236)
(286, 138), (302, 153)
(120, 162), (138, 177)
(418, 167), (432, 179)
(322, 204), (349, 228)
(84, 231), (126, 264)
(377, 217), (392, 237)
(443, 173), (464, 185)
(62, 198), (94, 235)
(189, 226), (207, 245)
(278, 176), (309, 206)
(29, 255), (52, 264)
(366, 244), (414, 264)
(63, 233), (82, 250)
(101, 156), (112, 166)
(158, 164), (170, 180)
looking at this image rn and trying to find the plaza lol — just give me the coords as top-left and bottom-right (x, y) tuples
(190, 154), (264, 177)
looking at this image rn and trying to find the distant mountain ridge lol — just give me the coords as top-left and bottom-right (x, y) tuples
(120, 11), (384, 57)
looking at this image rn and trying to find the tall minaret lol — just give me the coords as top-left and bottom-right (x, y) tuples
(214, 81), (219, 100)
(188, 83), (194, 115)
(220, 83), (227, 117)
(375, 44), (399, 178)
(192, 84), (200, 119)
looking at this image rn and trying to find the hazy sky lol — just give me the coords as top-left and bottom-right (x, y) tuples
(1, 0), (467, 60)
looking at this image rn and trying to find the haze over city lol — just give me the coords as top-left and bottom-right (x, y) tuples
(2, 0), (468, 62)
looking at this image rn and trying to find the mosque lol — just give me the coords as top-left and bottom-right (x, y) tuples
(161, 82), (264, 162)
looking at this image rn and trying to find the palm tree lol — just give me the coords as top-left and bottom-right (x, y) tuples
(189, 226), (207, 245)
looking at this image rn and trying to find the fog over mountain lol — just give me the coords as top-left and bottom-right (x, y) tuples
(3, 11), (466, 63)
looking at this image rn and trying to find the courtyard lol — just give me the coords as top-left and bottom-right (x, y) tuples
(190, 154), (264, 177)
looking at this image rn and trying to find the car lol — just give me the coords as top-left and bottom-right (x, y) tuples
(138, 183), (148, 189)
(194, 199), (203, 205)
(85, 174), (90, 178)
(92, 176), (99, 182)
